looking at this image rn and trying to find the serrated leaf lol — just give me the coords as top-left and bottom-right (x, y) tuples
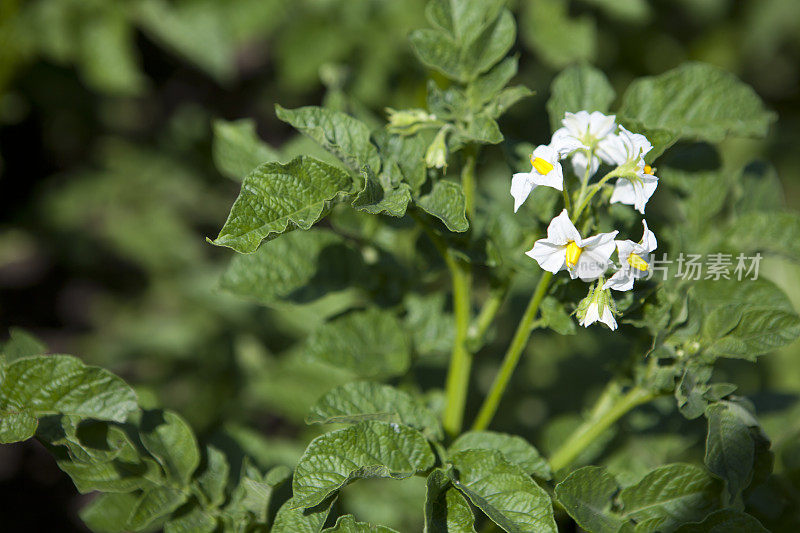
(546, 64), (615, 132)
(80, 492), (143, 533)
(307, 381), (443, 441)
(416, 181), (469, 232)
(555, 466), (625, 533)
(292, 420), (435, 509)
(352, 165), (412, 217)
(273, 496), (336, 533)
(1, 327), (47, 363)
(704, 401), (757, 502)
(425, 469), (476, 533)
(212, 118), (279, 181)
(304, 309), (411, 379)
(211, 156), (354, 253)
(127, 486), (187, 531)
(522, 0), (596, 69)
(276, 105), (380, 173)
(673, 509), (768, 532)
(140, 410), (200, 486)
(619, 63), (776, 144)
(618, 463), (720, 530)
(220, 228), (364, 304)
(449, 449), (557, 533)
(323, 514), (399, 532)
(449, 431), (551, 479)
(196, 445), (229, 507)
(0, 355), (138, 443)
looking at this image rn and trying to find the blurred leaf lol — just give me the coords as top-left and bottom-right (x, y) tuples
(220, 228), (364, 304)
(211, 156), (353, 253)
(304, 309), (411, 379)
(618, 463), (720, 529)
(726, 212), (800, 262)
(404, 292), (455, 356)
(539, 296), (576, 335)
(449, 431), (551, 479)
(704, 401), (758, 502)
(578, 0), (651, 23)
(0, 355), (138, 443)
(213, 119), (279, 182)
(1, 327), (47, 363)
(673, 509), (768, 532)
(416, 181), (469, 232)
(292, 420), (435, 509)
(307, 381), (443, 441)
(164, 504), (217, 533)
(554, 466), (624, 533)
(449, 449), (557, 533)
(619, 63), (777, 144)
(522, 0), (596, 69)
(324, 514), (399, 532)
(128, 486), (187, 530)
(276, 105), (381, 173)
(424, 469), (476, 533)
(80, 492), (143, 533)
(196, 446), (229, 507)
(546, 64), (615, 132)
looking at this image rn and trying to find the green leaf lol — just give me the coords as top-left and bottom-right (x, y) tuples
(80, 492), (143, 533)
(546, 64), (615, 132)
(292, 420), (435, 509)
(578, 0), (651, 23)
(416, 181), (469, 233)
(140, 410), (200, 486)
(704, 401), (758, 502)
(449, 449), (557, 533)
(127, 486), (187, 531)
(164, 504), (217, 533)
(304, 309), (411, 379)
(196, 445), (229, 507)
(618, 464), (720, 530)
(220, 228), (364, 304)
(307, 381), (443, 441)
(0, 355), (138, 443)
(468, 56), (519, 109)
(226, 463), (291, 523)
(352, 165), (412, 217)
(211, 156), (353, 253)
(276, 105), (380, 173)
(410, 1), (515, 82)
(273, 496), (336, 533)
(619, 63), (776, 144)
(57, 453), (161, 494)
(554, 466), (625, 533)
(462, 113), (503, 144)
(212, 118), (279, 181)
(1, 327), (47, 363)
(425, 469), (476, 533)
(726, 211), (800, 262)
(521, 0), (596, 69)
(449, 431), (551, 479)
(374, 132), (427, 191)
(539, 297), (576, 335)
(672, 509), (768, 533)
(404, 292), (455, 356)
(323, 514), (400, 532)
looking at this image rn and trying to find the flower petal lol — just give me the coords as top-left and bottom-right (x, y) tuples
(511, 173), (535, 212)
(603, 268), (635, 292)
(526, 241), (567, 273)
(600, 306), (618, 330)
(546, 209), (581, 244)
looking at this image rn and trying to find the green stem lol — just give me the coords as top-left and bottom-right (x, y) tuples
(548, 384), (657, 472)
(443, 258), (472, 436)
(461, 145), (477, 219)
(471, 271), (553, 431)
(467, 279), (511, 346)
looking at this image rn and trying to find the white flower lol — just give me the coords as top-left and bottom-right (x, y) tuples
(576, 283), (618, 330)
(526, 209), (618, 281)
(511, 144), (564, 212)
(597, 125), (658, 214)
(604, 220), (658, 292)
(552, 111), (617, 178)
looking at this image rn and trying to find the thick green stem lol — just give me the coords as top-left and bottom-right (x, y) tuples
(548, 385), (657, 472)
(443, 259), (472, 436)
(471, 271), (553, 431)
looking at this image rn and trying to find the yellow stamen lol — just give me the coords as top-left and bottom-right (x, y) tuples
(566, 241), (583, 268)
(531, 156), (554, 175)
(643, 164), (655, 175)
(627, 253), (649, 271)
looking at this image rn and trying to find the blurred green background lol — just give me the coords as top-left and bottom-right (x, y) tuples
(2, 0), (800, 530)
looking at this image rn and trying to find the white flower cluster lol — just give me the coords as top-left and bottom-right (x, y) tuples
(511, 111), (660, 330)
